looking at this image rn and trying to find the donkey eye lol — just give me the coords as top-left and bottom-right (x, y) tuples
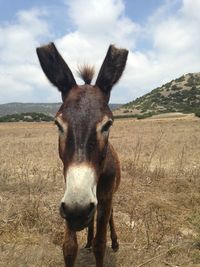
(55, 120), (64, 133)
(101, 120), (113, 133)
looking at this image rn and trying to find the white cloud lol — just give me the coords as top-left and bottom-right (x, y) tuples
(0, 0), (200, 104)
(56, 0), (139, 67)
(181, 0), (200, 20)
(121, 0), (200, 100)
(66, 0), (139, 45)
(67, 0), (124, 33)
(55, 0), (141, 100)
(0, 9), (60, 103)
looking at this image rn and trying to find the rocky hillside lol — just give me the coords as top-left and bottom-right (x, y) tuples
(116, 72), (200, 117)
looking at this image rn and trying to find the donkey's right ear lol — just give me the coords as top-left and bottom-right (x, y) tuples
(36, 42), (76, 101)
(95, 45), (128, 102)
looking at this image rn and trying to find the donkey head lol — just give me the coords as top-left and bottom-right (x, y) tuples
(36, 43), (128, 231)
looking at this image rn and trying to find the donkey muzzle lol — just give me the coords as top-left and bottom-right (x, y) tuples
(60, 202), (96, 231)
(60, 164), (97, 231)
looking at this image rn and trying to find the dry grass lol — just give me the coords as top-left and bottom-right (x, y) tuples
(0, 116), (200, 266)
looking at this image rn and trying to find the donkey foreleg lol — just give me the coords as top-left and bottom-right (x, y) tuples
(109, 208), (119, 252)
(93, 199), (112, 267)
(85, 216), (94, 249)
(63, 223), (78, 267)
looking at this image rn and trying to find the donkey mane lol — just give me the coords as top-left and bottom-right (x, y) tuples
(77, 64), (95, 85)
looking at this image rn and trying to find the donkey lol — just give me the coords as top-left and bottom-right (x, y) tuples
(36, 43), (128, 267)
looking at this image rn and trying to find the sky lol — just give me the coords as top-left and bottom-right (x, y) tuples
(0, 0), (200, 104)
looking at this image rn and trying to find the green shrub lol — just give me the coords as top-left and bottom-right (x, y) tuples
(186, 76), (195, 86)
(137, 112), (154, 120)
(0, 112), (54, 122)
(195, 111), (200, 118)
(171, 85), (178, 91)
(175, 76), (185, 83)
(165, 82), (172, 88)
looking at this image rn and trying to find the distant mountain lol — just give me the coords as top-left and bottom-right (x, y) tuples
(0, 103), (121, 117)
(115, 72), (200, 117)
(0, 103), (60, 117)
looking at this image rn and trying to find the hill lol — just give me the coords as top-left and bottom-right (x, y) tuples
(115, 72), (200, 118)
(0, 103), (60, 117)
(0, 103), (121, 117)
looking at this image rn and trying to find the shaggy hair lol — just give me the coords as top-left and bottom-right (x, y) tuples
(77, 64), (95, 85)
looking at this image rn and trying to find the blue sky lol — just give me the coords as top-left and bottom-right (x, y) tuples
(0, 0), (200, 104)
(0, 1), (166, 26)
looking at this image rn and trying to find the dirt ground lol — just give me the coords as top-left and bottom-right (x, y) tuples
(1, 115), (200, 267)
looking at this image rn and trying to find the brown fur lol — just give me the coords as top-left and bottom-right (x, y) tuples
(77, 64), (95, 85)
(36, 43), (128, 267)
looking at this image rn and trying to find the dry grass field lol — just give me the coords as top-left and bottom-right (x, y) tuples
(1, 115), (200, 267)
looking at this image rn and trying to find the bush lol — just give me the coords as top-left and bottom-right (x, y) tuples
(186, 76), (195, 86)
(165, 82), (172, 88)
(175, 75), (185, 83)
(137, 112), (154, 120)
(0, 112), (54, 122)
(195, 111), (200, 118)
(171, 85), (178, 91)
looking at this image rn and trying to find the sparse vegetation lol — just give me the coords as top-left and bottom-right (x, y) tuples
(115, 72), (200, 117)
(114, 112), (154, 120)
(123, 109), (130, 113)
(195, 111), (200, 117)
(1, 116), (200, 266)
(175, 75), (185, 83)
(0, 112), (54, 122)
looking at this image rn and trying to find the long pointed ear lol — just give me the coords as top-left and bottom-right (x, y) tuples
(36, 42), (76, 101)
(95, 45), (128, 102)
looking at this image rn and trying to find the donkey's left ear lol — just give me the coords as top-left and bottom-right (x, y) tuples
(95, 45), (128, 102)
(36, 42), (77, 101)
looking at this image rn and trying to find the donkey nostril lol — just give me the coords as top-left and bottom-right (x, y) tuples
(60, 202), (96, 220)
